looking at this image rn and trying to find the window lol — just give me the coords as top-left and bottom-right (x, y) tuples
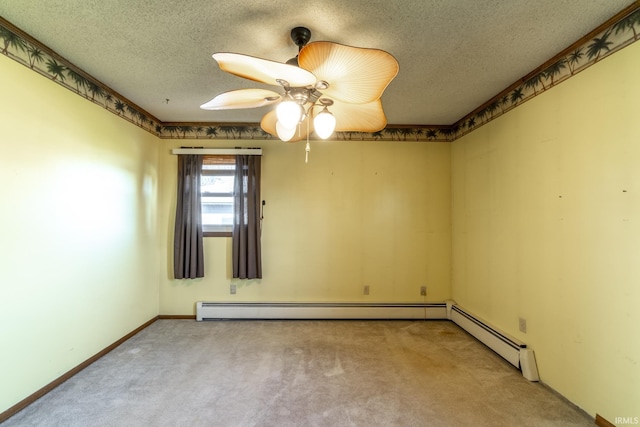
(201, 155), (235, 236)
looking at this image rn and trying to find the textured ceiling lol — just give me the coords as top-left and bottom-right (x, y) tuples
(0, 0), (636, 126)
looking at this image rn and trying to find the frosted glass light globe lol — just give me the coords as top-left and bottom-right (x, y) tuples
(276, 120), (296, 141)
(276, 100), (302, 129)
(314, 110), (336, 139)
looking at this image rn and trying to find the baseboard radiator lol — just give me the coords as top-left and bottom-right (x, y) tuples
(196, 302), (448, 321)
(446, 301), (539, 381)
(195, 300), (539, 382)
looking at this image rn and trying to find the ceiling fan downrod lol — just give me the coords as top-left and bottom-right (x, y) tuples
(286, 27), (312, 66)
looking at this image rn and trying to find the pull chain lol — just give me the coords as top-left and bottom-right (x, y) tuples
(305, 111), (311, 163)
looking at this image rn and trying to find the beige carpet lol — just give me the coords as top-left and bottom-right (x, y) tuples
(2, 320), (593, 426)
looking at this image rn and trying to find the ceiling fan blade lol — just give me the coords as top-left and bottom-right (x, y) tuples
(260, 110), (313, 142)
(213, 52), (317, 87)
(200, 89), (281, 110)
(298, 41), (399, 104)
(329, 99), (388, 133)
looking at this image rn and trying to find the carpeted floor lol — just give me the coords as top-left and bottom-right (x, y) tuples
(2, 319), (593, 427)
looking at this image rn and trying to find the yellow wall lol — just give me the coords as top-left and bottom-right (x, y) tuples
(0, 55), (160, 413)
(158, 139), (451, 313)
(451, 41), (640, 419)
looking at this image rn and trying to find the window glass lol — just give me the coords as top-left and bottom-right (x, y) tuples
(201, 157), (235, 235)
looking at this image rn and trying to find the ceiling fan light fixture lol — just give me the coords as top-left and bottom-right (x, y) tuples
(276, 120), (296, 141)
(314, 106), (336, 139)
(276, 99), (303, 129)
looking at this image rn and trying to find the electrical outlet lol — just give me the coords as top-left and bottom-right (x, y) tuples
(364, 285), (370, 295)
(519, 317), (527, 333)
(230, 284), (237, 295)
(420, 286), (427, 296)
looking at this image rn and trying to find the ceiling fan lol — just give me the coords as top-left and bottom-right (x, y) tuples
(200, 27), (399, 143)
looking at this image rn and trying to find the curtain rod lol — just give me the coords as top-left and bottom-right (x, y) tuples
(171, 148), (262, 155)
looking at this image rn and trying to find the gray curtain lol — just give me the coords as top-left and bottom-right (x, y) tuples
(174, 154), (204, 279)
(233, 155), (262, 279)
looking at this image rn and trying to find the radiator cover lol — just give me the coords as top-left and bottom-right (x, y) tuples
(196, 302), (448, 321)
(446, 301), (539, 381)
